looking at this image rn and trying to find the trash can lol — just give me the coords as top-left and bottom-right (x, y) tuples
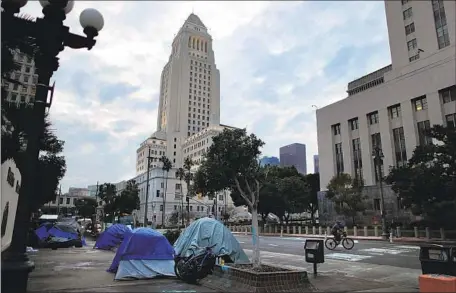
(419, 245), (456, 276)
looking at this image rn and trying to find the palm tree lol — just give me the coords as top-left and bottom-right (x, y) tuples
(183, 158), (194, 226)
(160, 155), (172, 227)
(176, 167), (185, 227)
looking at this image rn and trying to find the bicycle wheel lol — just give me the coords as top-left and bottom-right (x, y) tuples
(342, 238), (355, 250)
(325, 238), (337, 250)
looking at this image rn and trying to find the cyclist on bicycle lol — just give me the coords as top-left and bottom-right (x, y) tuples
(331, 220), (344, 242)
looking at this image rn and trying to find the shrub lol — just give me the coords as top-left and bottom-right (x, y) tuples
(163, 229), (181, 245)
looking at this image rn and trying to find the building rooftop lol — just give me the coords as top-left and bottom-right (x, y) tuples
(186, 13), (206, 28)
(347, 64), (392, 96)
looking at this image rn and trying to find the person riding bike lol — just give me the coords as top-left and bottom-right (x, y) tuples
(331, 220), (345, 242)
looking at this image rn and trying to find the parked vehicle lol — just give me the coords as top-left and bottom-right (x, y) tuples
(174, 244), (219, 284)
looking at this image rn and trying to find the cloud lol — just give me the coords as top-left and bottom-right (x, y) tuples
(18, 1), (391, 191)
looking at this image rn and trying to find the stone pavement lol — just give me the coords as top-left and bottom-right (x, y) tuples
(27, 244), (215, 293)
(26, 240), (419, 293)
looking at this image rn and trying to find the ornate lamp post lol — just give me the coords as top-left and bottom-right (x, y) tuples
(372, 146), (388, 240)
(1, 1), (103, 292)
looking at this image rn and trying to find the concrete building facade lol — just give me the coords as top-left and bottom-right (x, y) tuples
(317, 0), (456, 191)
(2, 51), (38, 105)
(259, 156), (280, 167)
(279, 143), (307, 175)
(316, 0), (455, 225)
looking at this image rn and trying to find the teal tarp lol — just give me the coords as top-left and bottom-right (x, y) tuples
(173, 217), (250, 264)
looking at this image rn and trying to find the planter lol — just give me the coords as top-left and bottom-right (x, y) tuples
(200, 264), (314, 292)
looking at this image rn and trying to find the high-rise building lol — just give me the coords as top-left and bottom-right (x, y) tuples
(259, 156), (280, 167)
(155, 13), (221, 168)
(134, 14), (236, 225)
(279, 143), (307, 175)
(313, 155), (319, 174)
(317, 0), (455, 191)
(2, 51), (38, 105)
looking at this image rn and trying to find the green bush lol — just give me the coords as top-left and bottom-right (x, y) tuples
(163, 229), (181, 245)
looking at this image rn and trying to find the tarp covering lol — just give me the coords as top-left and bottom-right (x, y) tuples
(34, 220), (86, 246)
(114, 259), (175, 280)
(95, 224), (132, 250)
(108, 227), (175, 274)
(173, 217), (250, 264)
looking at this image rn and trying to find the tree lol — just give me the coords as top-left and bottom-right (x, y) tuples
(326, 173), (366, 226)
(160, 156), (172, 227)
(74, 198), (97, 219)
(277, 175), (309, 225)
(98, 183), (117, 222)
(193, 128), (264, 268)
(385, 125), (456, 228)
(303, 173), (320, 225)
(176, 167), (185, 225)
(183, 158), (194, 226)
(116, 180), (140, 214)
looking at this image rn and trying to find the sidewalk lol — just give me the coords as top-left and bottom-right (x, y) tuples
(232, 231), (456, 245)
(26, 243), (215, 293)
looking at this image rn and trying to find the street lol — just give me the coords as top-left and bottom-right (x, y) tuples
(235, 234), (421, 291)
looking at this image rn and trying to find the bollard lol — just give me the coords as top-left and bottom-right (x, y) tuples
(280, 226), (284, 237)
(353, 226), (358, 237)
(312, 226), (316, 235)
(244, 226), (247, 236)
(298, 226), (302, 235)
(305, 226), (309, 235)
(318, 226), (322, 235)
(364, 226), (368, 236)
(326, 226), (331, 236)
(414, 227), (418, 238)
(293, 226), (296, 235)
(440, 228), (445, 240)
(389, 232), (393, 243)
(287, 226), (290, 234)
(425, 227), (430, 239)
(275, 225), (278, 234)
(374, 226), (379, 237)
(324, 231), (327, 241)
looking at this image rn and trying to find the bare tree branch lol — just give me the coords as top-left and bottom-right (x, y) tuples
(234, 177), (253, 207)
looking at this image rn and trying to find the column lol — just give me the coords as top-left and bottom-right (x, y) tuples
(340, 120), (353, 175)
(359, 115), (374, 185)
(400, 101), (418, 160)
(378, 109), (394, 170)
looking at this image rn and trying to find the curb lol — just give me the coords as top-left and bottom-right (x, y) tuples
(231, 232), (456, 245)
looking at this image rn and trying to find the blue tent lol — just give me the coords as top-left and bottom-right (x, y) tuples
(35, 220), (86, 245)
(94, 224), (131, 250)
(174, 217), (250, 264)
(108, 228), (175, 280)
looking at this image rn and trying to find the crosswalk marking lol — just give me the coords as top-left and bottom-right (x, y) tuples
(269, 244), (279, 247)
(325, 253), (372, 262)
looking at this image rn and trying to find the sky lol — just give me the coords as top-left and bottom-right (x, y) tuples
(20, 1), (392, 193)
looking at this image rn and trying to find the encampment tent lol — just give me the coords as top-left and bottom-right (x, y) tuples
(173, 217), (250, 264)
(34, 220), (86, 247)
(107, 227), (175, 280)
(94, 224), (132, 250)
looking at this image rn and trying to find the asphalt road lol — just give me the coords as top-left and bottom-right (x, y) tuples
(234, 234), (422, 270)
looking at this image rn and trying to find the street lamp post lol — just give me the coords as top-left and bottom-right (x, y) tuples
(143, 148), (152, 227)
(1, 1), (103, 292)
(372, 146), (388, 240)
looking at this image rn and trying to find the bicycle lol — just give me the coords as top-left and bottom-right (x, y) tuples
(174, 244), (222, 284)
(325, 231), (355, 250)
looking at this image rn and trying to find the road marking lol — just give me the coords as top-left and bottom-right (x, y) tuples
(238, 241), (245, 244)
(325, 253), (373, 262)
(395, 245), (420, 250)
(269, 244), (279, 247)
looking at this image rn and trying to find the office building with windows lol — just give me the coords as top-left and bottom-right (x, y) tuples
(279, 143), (307, 175)
(316, 0), (455, 224)
(2, 51), (38, 105)
(313, 155), (319, 174)
(317, 0), (455, 191)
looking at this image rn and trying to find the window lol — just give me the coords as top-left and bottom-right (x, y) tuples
(371, 133), (384, 183)
(160, 205), (163, 211)
(349, 118), (359, 131)
(332, 123), (341, 135)
(352, 138), (363, 179)
(335, 143), (344, 174)
(407, 39), (417, 51)
(66, 198), (70, 204)
(393, 127), (407, 167)
(1, 202), (9, 237)
(367, 111), (379, 125)
(389, 104), (401, 119)
(409, 54), (420, 62)
(156, 190), (160, 197)
(373, 199), (381, 211)
(403, 7), (413, 20)
(440, 86), (456, 103)
(174, 205), (177, 210)
(60, 198), (63, 204)
(161, 182), (164, 188)
(432, 0), (450, 49)
(417, 120), (432, 146)
(446, 113), (456, 128)
(176, 183), (181, 190)
(405, 23), (415, 35)
(190, 206), (193, 211)
(412, 96), (427, 111)
(218, 194), (223, 201)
